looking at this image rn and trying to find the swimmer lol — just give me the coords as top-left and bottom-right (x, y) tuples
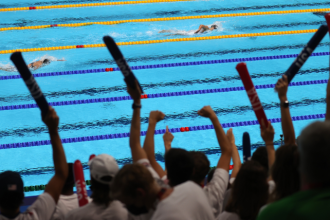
(28, 58), (65, 70)
(159, 24), (218, 35)
(194, 24), (218, 34)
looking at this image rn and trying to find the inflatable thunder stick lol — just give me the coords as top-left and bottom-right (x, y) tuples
(325, 13), (330, 34)
(236, 63), (268, 127)
(103, 36), (143, 93)
(89, 154), (96, 161)
(242, 132), (251, 162)
(74, 160), (89, 207)
(10, 52), (49, 117)
(284, 25), (328, 83)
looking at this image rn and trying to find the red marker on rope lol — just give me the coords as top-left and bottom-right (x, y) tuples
(73, 160), (89, 207)
(236, 63), (268, 127)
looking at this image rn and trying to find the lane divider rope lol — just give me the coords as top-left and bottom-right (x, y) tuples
(0, 113), (325, 150)
(1, 8), (329, 31)
(0, 79), (327, 111)
(0, 0), (191, 12)
(1, 52), (328, 81)
(0, 29), (318, 54)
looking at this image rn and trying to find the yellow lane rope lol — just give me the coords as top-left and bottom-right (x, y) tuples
(1, 8), (329, 32)
(0, 29), (317, 54)
(0, 0), (191, 12)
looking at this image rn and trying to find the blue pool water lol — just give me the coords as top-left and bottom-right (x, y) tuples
(0, 0), (329, 196)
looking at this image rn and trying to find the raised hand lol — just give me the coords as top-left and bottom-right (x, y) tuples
(42, 106), (59, 134)
(149, 111), (165, 124)
(198, 106), (216, 119)
(275, 75), (289, 102)
(260, 121), (275, 145)
(226, 128), (235, 146)
(163, 126), (174, 152)
(125, 79), (142, 103)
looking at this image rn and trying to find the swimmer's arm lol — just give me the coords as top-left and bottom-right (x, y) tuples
(57, 59), (66, 61)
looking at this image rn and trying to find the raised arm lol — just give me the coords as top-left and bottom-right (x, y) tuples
(163, 125), (174, 153)
(143, 111), (166, 178)
(226, 128), (241, 179)
(127, 80), (148, 162)
(276, 75), (295, 144)
(326, 77), (330, 120)
(43, 107), (68, 203)
(260, 121), (275, 173)
(198, 106), (232, 171)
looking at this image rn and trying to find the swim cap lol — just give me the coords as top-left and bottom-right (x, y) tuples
(211, 25), (218, 29)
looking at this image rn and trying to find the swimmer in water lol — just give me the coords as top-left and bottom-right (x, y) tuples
(159, 24), (218, 35)
(194, 24), (218, 34)
(27, 58), (65, 70)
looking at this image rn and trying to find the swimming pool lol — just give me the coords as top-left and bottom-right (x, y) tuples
(0, 0), (329, 196)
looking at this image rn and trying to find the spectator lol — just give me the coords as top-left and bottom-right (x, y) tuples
(165, 148), (195, 187)
(257, 121), (330, 220)
(111, 80), (215, 220)
(0, 107), (68, 220)
(268, 144), (300, 203)
(65, 154), (128, 220)
(218, 161), (269, 220)
(251, 147), (269, 174)
(52, 163), (79, 220)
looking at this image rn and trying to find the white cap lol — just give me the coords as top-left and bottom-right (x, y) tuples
(88, 154), (119, 185)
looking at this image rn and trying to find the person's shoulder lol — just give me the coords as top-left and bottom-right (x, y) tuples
(257, 193), (301, 220)
(108, 201), (129, 217)
(65, 202), (92, 219)
(217, 211), (240, 220)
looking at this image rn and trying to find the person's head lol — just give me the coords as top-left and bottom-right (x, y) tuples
(189, 151), (210, 185)
(269, 144), (300, 202)
(89, 154), (119, 206)
(62, 163), (74, 195)
(251, 147), (269, 173)
(298, 121), (330, 185)
(0, 171), (24, 215)
(43, 59), (50, 64)
(211, 25), (218, 30)
(226, 161), (268, 220)
(165, 148), (194, 187)
(111, 163), (159, 211)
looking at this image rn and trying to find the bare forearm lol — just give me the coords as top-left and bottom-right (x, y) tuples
(49, 132), (67, 180)
(211, 116), (232, 169)
(130, 107), (146, 161)
(231, 144), (241, 178)
(211, 116), (231, 154)
(280, 97), (295, 144)
(143, 122), (156, 159)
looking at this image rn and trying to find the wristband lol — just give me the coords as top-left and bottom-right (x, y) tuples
(280, 100), (289, 108)
(132, 103), (142, 109)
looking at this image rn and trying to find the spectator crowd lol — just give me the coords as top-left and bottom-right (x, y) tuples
(0, 71), (330, 220)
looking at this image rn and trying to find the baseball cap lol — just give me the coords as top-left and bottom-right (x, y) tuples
(0, 171), (24, 195)
(88, 154), (119, 185)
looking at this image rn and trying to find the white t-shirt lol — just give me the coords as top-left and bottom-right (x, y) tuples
(64, 200), (128, 220)
(52, 194), (79, 220)
(204, 168), (229, 217)
(217, 211), (240, 220)
(151, 181), (215, 220)
(0, 193), (56, 220)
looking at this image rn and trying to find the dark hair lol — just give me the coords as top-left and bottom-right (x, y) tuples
(226, 161), (268, 220)
(269, 145), (300, 203)
(251, 147), (269, 172)
(190, 151), (210, 184)
(165, 148), (194, 187)
(43, 59), (50, 64)
(211, 25), (218, 29)
(207, 168), (216, 183)
(0, 191), (24, 211)
(90, 177), (112, 206)
(62, 163), (74, 193)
